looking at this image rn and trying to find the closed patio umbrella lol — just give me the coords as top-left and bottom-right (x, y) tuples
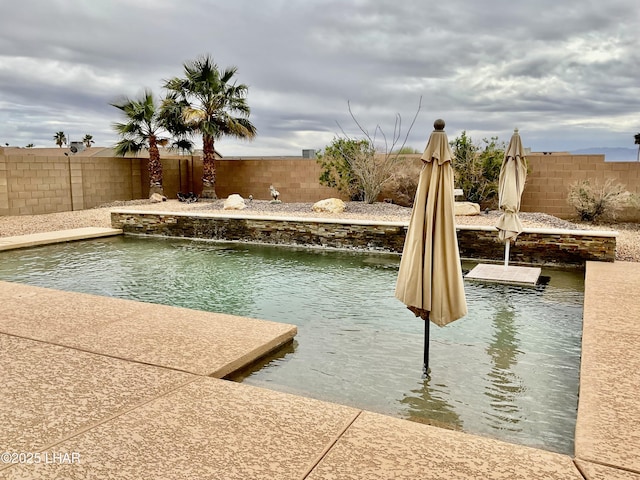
(496, 129), (528, 266)
(395, 119), (467, 375)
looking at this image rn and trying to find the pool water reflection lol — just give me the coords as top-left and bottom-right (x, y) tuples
(0, 236), (583, 454)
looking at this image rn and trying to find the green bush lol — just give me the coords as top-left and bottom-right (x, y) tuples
(567, 178), (631, 222)
(317, 137), (371, 201)
(449, 132), (505, 208)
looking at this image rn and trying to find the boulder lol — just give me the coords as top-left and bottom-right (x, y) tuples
(223, 194), (246, 210)
(313, 198), (346, 214)
(455, 201), (481, 216)
(150, 193), (167, 203)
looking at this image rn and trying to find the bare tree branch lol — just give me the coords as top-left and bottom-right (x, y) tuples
(323, 97), (423, 203)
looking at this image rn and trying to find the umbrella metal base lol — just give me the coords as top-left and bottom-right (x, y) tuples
(465, 263), (541, 286)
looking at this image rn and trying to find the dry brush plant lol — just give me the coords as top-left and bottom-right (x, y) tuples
(318, 98), (422, 204)
(567, 178), (632, 222)
(382, 156), (422, 206)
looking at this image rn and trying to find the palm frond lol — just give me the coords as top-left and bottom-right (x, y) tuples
(220, 116), (257, 139)
(112, 121), (143, 136)
(170, 138), (195, 154)
(113, 139), (145, 157)
(182, 107), (206, 125)
(220, 66), (238, 84)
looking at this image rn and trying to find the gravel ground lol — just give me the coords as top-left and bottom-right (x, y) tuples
(1, 199), (638, 262)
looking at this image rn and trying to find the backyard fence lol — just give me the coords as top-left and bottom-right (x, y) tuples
(1, 147), (639, 221)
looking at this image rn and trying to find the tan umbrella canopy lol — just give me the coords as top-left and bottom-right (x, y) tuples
(496, 129), (528, 265)
(395, 119), (467, 373)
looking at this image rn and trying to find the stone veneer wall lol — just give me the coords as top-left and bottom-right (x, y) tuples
(456, 226), (616, 265)
(111, 211), (616, 265)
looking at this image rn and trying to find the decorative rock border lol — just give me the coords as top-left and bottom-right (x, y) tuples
(111, 210), (617, 266)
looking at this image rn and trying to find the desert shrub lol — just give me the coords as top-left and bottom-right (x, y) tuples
(317, 137), (413, 204)
(318, 99), (423, 204)
(567, 178), (631, 222)
(380, 155), (422, 206)
(388, 172), (419, 207)
(317, 137), (371, 201)
(350, 148), (400, 204)
(449, 132), (505, 208)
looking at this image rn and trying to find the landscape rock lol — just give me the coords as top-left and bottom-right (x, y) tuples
(223, 194), (246, 210)
(455, 201), (481, 216)
(150, 193), (167, 203)
(313, 198), (346, 214)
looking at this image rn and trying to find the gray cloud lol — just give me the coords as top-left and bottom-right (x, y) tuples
(1, 0), (638, 154)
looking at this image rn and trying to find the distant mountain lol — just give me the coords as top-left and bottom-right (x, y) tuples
(570, 147), (638, 162)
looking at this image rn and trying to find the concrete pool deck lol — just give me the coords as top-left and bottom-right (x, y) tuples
(0, 230), (638, 478)
(0, 227), (122, 251)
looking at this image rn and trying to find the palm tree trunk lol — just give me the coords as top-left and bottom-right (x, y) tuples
(202, 134), (217, 199)
(148, 136), (164, 196)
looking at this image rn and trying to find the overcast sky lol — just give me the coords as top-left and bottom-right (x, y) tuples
(1, 0), (638, 156)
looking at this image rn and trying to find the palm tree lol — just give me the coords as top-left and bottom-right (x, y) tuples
(111, 90), (169, 196)
(635, 133), (640, 162)
(162, 55), (257, 198)
(25, 143), (35, 148)
(53, 131), (67, 148)
(82, 134), (95, 148)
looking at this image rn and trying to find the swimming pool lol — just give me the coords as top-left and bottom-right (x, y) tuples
(0, 235), (583, 454)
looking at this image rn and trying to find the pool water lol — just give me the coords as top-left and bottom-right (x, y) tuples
(0, 236), (584, 454)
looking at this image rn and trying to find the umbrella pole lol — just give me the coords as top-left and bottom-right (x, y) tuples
(423, 316), (430, 378)
(504, 240), (510, 267)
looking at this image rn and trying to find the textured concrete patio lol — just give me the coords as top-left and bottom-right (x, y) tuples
(0, 227), (122, 251)
(574, 261), (640, 479)
(0, 281), (296, 377)
(0, 229), (638, 478)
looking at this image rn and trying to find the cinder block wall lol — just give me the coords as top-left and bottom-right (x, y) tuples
(2, 148), (639, 220)
(522, 153), (640, 220)
(214, 157), (345, 202)
(0, 149), (148, 215)
(1, 153), (72, 214)
(143, 157), (203, 199)
(142, 157), (343, 202)
(0, 154), (9, 216)
(80, 157), (141, 209)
